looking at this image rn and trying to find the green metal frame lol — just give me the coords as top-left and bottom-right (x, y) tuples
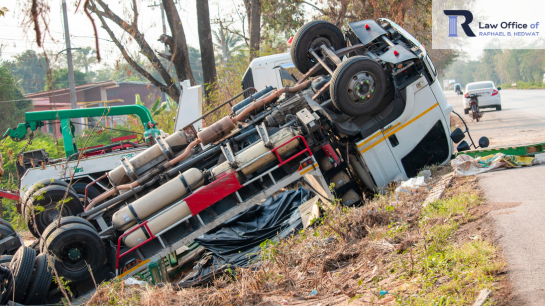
(456, 143), (545, 158)
(2, 105), (159, 158)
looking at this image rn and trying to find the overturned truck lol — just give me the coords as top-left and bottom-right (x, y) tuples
(10, 18), (458, 303)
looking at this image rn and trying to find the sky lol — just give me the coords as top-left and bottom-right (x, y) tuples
(0, 0), (246, 66)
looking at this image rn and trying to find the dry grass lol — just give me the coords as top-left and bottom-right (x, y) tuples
(87, 168), (507, 305)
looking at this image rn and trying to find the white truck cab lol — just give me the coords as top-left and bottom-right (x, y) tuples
(241, 28), (454, 193)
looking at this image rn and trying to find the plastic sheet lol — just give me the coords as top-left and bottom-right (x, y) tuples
(177, 188), (312, 287)
(452, 153), (538, 176)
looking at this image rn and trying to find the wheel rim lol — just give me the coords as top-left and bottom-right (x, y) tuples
(347, 72), (377, 103)
(307, 37), (332, 63)
(39, 205), (71, 227)
(59, 241), (91, 272)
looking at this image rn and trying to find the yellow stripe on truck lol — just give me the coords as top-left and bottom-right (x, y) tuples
(300, 163), (319, 176)
(360, 102), (439, 154)
(117, 258), (150, 279)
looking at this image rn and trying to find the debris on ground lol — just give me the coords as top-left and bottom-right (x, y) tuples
(452, 153), (539, 176)
(86, 167), (508, 305)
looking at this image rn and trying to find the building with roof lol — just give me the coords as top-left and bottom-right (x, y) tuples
(24, 81), (160, 137)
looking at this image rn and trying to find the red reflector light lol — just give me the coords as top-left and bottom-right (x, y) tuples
(393, 50), (399, 56)
(464, 92), (469, 98)
(365, 24), (370, 30)
(491, 89), (498, 96)
(287, 37), (293, 44)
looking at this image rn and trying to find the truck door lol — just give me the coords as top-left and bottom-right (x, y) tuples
(356, 132), (402, 190)
(382, 79), (451, 178)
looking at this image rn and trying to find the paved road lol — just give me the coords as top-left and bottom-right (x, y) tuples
(445, 89), (545, 147)
(447, 89), (545, 304)
(478, 163), (545, 305)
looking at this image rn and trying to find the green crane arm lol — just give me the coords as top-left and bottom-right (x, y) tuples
(2, 105), (159, 158)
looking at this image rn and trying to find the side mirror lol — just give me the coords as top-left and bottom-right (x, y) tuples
(478, 136), (489, 148)
(450, 128), (465, 144)
(457, 140), (470, 152)
(497, 87), (501, 90)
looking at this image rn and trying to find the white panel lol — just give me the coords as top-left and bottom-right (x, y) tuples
(359, 136), (402, 190)
(174, 85), (202, 132)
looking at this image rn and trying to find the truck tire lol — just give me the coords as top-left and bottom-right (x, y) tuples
(3, 246), (36, 304)
(21, 179), (76, 210)
(0, 218), (15, 233)
(0, 224), (16, 255)
(45, 223), (105, 283)
(22, 253), (53, 305)
(291, 20), (346, 76)
(25, 185), (83, 238)
(72, 182), (102, 206)
(40, 216), (96, 253)
(330, 56), (388, 117)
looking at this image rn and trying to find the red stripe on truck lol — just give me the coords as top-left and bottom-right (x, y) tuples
(185, 172), (242, 216)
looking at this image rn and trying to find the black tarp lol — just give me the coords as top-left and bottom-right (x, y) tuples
(177, 188), (312, 287)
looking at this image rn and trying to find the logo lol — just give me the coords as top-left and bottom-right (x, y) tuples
(444, 10), (476, 37)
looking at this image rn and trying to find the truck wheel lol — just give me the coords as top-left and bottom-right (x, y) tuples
(40, 216), (96, 253)
(25, 185), (83, 238)
(72, 182), (102, 206)
(3, 246), (36, 304)
(330, 56), (387, 117)
(291, 20), (346, 76)
(0, 224), (16, 255)
(0, 218), (15, 233)
(22, 253), (53, 305)
(45, 223), (105, 283)
(21, 179), (76, 209)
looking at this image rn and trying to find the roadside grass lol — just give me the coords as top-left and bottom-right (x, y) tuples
(85, 173), (506, 306)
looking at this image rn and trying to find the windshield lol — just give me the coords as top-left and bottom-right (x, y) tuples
(467, 82), (494, 91)
(377, 18), (426, 57)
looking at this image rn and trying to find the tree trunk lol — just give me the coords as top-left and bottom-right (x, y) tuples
(335, 0), (349, 28)
(244, 0), (261, 60)
(196, 0), (217, 104)
(162, 0), (195, 86)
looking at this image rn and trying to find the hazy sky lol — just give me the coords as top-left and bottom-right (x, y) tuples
(0, 0), (245, 65)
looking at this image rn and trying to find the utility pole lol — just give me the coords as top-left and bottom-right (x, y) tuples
(62, 0), (77, 110)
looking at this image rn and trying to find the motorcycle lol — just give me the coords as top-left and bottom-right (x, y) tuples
(468, 93), (483, 122)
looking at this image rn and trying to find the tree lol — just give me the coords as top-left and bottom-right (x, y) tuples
(73, 47), (98, 82)
(196, 0), (217, 103)
(46, 68), (87, 90)
(243, 0), (262, 60)
(4, 50), (48, 94)
(188, 46), (204, 85)
(0, 65), (33, 133)
(88, 0), (195, 103)
(213, 25), (244, 64)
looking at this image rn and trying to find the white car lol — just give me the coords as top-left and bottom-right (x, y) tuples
(463, 81), (502, 114)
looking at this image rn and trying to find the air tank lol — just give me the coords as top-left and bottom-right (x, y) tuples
(111, 168), (203, 231)
(211, 128), (300, 180)
(108, 131), (190, 186)
(123, 199), (192, 248)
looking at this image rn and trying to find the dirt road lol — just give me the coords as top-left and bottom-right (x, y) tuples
(445, 89), (545, 147)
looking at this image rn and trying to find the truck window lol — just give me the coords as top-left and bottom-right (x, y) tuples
(401, 120), (449, 178)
